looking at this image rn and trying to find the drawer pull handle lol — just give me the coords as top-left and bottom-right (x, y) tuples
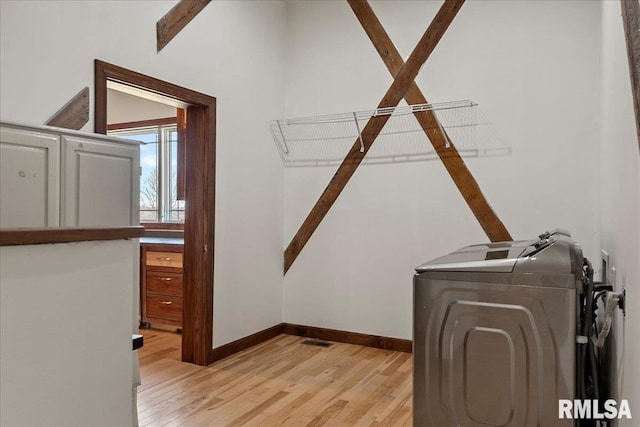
(156, 257), (173, 261)
(160, 277), (172, 281)
(160, 301), (172, 305)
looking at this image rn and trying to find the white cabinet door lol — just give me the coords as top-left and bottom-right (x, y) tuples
(62, 136), (139, 227)
(0, 127), (60, 227)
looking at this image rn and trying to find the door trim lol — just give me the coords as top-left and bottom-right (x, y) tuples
(94, 60), (215, 366)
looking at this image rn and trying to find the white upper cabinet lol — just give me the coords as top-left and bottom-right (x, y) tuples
(0, 127), (60, 228)
(0, 122), (139, 228)
(62, 136), (139, 227)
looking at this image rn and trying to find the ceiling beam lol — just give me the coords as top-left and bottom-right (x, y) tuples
(284, 0), (465, 274)
(621, 0), (640, 152)
(157, 0), (212, 52)
(45, 86), (89, 130)
(348, 0), (512, 243)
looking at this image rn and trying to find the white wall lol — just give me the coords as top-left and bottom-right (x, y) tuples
(0, 240), (136, 427)
(283, 0), (601, 339)
(0, 0), (286, 348)
(107, 89), (176, 124)
(599, 1), (640, 422)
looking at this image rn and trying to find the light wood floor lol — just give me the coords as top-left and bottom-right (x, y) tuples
(137, 329), (413, 426)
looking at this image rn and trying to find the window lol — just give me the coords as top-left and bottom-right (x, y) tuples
(109, 124), (185, 223)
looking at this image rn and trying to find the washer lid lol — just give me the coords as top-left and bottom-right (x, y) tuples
(415, 240), (533, 273)
(415, 230), (583, 274)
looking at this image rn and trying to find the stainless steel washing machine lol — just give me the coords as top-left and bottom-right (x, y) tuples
(413, 231), (584, 426)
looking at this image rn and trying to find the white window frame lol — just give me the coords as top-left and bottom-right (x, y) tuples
(109, 124), (182, 223)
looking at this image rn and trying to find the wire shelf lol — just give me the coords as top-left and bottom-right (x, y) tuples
(270, 100), (511, 167)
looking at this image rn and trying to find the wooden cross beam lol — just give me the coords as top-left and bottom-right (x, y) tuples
(157, 0), (212, 52)
(621, 0), (640, 152)
(284, 0), (465, 274)
(348, 0), (512, 242)
(45, 86), (90, 130)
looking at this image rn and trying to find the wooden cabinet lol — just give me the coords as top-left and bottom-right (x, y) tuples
(0, 121), (139, 228)
(141, 244), (184, 329)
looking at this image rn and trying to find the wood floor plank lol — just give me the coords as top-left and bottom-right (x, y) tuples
(229, 391), (290, 426)
(136, 329), (413, 426)
(373, 392), (412, 426)
(306, 399), (349, 427)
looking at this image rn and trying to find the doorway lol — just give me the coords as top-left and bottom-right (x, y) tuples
(94, 60), (216, 366)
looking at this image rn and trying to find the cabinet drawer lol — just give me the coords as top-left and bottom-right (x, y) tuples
(146, 271), (183, 296)
(146, 295), (183, 322)
(146, 251), (183, 268)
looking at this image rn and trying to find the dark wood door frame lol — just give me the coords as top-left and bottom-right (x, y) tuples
(94, 60), (216, 366)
